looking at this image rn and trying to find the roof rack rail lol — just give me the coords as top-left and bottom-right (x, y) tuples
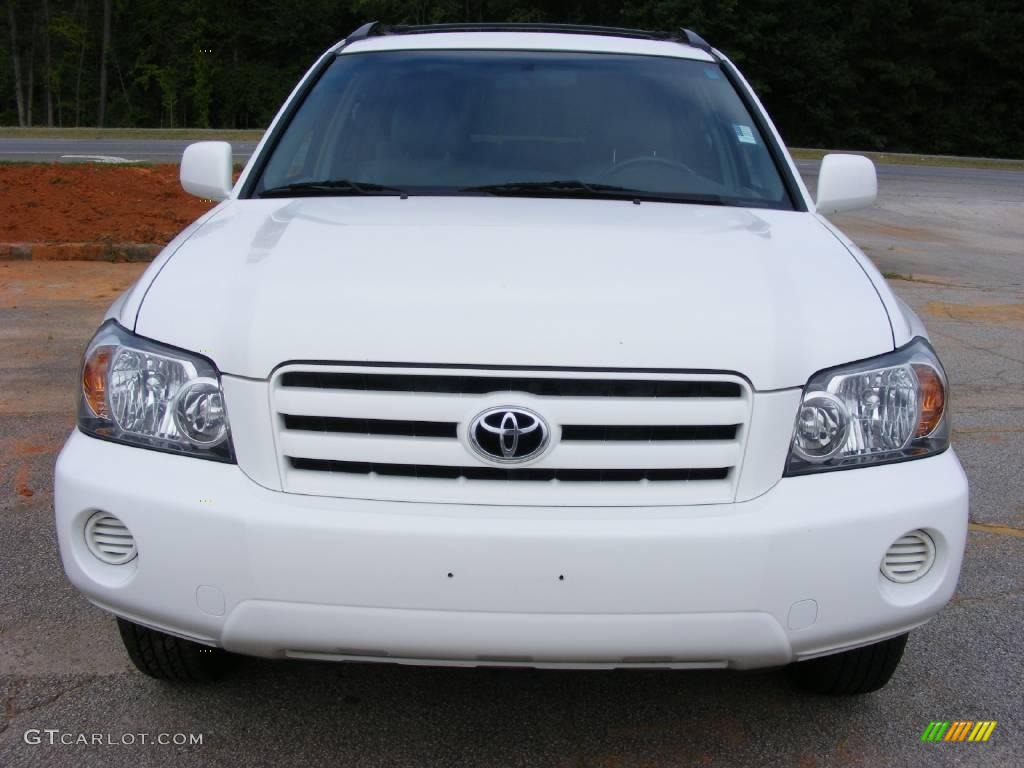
(345, 21), (382, 43)
(342, 22), (717, 56)
(384, 23), (680, 41)
(679, 28), (714, 55)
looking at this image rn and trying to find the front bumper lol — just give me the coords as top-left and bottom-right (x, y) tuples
(55, 430), (968, 669)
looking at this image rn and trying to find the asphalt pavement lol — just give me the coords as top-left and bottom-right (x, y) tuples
(0, 138), (260, 164)
(0, 157), (1021, 767)
(1, 135), (1022, 193)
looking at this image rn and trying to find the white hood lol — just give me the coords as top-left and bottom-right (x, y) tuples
(135, 197), (893, 390)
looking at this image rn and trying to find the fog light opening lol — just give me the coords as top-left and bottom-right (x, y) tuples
(84, 511), (137, 565)
(880, 530), (935, 583)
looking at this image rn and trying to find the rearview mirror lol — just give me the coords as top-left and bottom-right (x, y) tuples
(180, 141), (233, 201)
(815, 154), (877, 214)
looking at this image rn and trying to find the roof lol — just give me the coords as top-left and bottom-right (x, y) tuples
(338, 23), (717, 62)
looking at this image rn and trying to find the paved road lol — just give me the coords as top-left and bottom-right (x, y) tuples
(0, 166), (1021, 767)
(0, 138), (260, 164)
(1, 136), (1022, 192)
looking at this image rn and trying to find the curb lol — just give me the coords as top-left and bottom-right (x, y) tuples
(0, 242), (161, 262)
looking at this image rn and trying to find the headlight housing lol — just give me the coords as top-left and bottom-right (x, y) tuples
(78, 321), (234, 462)
(785, 338), (949, 476)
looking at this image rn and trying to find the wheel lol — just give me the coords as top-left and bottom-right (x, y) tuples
(788, 633), (909, 695)
(117, 617), (235, 682)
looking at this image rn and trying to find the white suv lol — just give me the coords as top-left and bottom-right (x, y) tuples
(56, 23), (968, 694)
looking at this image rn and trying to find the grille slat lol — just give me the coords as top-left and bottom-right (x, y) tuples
(279, 431), (741, 469)
(283, 414), (458, 438)
(276, 388), (747, 426)
(290, 458), (730, 483)
(281, 372), (741, 399)
(561, 424), (739, 441)
(282, 414), (737, 443)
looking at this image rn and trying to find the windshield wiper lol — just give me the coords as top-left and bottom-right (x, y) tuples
(462, 180), (726, 206)
(259, 179), (405, 198)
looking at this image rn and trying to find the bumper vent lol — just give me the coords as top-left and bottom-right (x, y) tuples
(84, 511), (137, 565)
(880, 530), (935, 583)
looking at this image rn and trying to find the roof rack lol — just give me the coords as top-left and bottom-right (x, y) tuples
(679, 28), (714, 55)
(344, 22), (717, 55)
(345, 21), (381, 42)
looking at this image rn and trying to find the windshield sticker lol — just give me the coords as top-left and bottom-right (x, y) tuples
(703, 68), (722, 80)
(733, 124), (757, 144)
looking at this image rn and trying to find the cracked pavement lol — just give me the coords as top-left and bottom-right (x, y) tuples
(1, 163), (1022, 767)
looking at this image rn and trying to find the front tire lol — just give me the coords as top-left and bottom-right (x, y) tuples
(788, 633), (909, 695)
(117, 618), (234, 682)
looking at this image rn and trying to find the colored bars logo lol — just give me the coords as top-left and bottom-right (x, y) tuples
(921, 721), (997, 742)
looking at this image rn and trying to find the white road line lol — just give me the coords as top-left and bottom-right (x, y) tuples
(59, 154), (137, 164)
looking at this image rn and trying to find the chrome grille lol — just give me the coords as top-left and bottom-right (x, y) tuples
(271, 365), (752, 506)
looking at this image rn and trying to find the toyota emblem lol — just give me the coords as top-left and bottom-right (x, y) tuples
(469, 407), (550, 464)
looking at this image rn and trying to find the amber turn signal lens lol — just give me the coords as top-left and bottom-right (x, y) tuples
(914, 364), (945, 437)
(82, 346), (114, 418)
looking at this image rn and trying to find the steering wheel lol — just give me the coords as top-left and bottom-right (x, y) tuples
(597, 155), (699, 183)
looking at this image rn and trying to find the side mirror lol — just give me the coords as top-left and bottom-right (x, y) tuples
(815, 153), (877, 214)
(180, 141), (233, 201)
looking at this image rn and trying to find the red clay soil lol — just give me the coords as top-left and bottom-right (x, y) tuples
(0, 164), (215, 244)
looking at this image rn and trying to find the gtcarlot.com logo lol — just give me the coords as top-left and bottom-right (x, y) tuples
(921, 721), (997, 743)
(24, 729), (203, 746)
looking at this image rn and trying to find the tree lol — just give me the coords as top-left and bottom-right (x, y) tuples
(96, 0), (109, 126)
(5, 0), (25, 126)
(72, 0), (87, 127)
(0, 0), (1020, 156)
(42, 0), (53, 125)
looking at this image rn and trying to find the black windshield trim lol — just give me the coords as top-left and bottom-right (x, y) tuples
(718, 59), (806, 212)
(241, 49), (339, 200)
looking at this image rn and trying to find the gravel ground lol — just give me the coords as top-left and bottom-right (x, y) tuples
(0, 166), (1021, 767)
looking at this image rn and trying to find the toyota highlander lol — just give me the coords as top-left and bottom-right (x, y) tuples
(55, 23), (968, 694)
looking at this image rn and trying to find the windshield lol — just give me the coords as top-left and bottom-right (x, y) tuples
(250, 50), (793, 209)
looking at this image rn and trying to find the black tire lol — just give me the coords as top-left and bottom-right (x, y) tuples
(117, 618), (235, 682)
(788, 633), (909, 695)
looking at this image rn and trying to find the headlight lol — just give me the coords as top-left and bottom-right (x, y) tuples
(78, 321), (234, 462)
(785, 337), (949, 475)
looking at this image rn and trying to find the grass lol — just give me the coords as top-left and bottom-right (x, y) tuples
(0, 126), (264, 141)
(789, 147), (1024, 171)
(883, 271), (915, 281)
(881, 271), (959, 287)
